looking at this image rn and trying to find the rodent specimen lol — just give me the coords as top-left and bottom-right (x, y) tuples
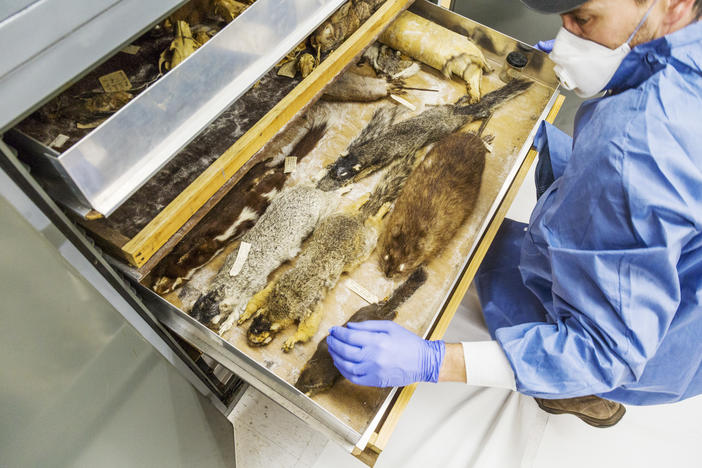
(150, 118), (327, 295)
(238, 197), (389, 352)
(310, 0), (386, 54)
(322, 70), (405, 102)
(379, 132), (489, 278)
(317, 78), (532, 191)
(294, 267), (427, 396)
(379, 11), (490, 103)
(362, 43), (420, 79)
(189, 185), (334, 333)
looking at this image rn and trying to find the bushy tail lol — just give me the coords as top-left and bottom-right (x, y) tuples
(382, 267), (428, 312)
(360, 156), (415, 218)
(455, 78), (532, 119)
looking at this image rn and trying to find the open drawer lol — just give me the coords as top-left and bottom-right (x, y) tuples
(129, 1), (563, 463)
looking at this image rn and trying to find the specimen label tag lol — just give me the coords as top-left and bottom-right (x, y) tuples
(50, 134), (70, 148)
(229, 241), (251, 277)
(390, 94), (416, 111)
(346, 279), (379, 304)
(121, 44), (141, 55)
(284, 156), (297, 174)
(99, 70), (132, 92)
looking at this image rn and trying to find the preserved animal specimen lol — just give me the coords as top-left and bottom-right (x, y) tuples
(294, 267), (427, 396)
(310, 0), (386, 53)
(189, 186), (335, 332)
(238, 199), (389, 351)
(150, 118), (327, 295)
(379, 11), (490, 102)
(318, 78), (532, 191)
(322, 71), (404, 102)
(379, 132), (489, 277)
(362, 43), (420, 79)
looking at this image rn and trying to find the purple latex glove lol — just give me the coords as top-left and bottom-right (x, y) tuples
(535, 39), (555, 53)
(327, 320), (445, 388)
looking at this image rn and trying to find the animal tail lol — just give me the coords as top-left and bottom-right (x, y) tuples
(455, 78), (532, 119)
(360, 155), (416, 218)
(290, 121), (327, 162)
(347, 105), (400, 150)
(383, 267), (428, 312)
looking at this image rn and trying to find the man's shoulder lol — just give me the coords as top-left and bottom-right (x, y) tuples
(586, 65), (702, 168)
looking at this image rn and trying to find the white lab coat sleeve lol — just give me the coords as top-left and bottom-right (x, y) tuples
(462, 341), (517, 391)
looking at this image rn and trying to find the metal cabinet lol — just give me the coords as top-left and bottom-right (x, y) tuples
(0, 0), (562, 463)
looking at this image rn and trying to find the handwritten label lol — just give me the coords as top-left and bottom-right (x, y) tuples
(390, 94), (416, 111)
(98, 70), (132, 92)
(284, 156), (297, 174)
(229, 241), (251, 276)
(49, 134), (69, 149)
(346, 279), (379, 304)
(121, 44), (141, 55)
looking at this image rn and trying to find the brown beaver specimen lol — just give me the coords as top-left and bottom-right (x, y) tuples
(379, 132), (488, 277)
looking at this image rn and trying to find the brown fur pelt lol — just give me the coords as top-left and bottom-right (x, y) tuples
(294, 267), (427, 396)
(379, 132), (488, 278)
(322, 70), (403, 102)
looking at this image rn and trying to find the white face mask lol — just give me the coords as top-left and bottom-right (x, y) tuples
(549, 0), (659, 98)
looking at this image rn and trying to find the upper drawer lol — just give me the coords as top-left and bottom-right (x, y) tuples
(0, 0), (186, 132)
(7, 0), (407, 269)
(6, 0), (348, 219)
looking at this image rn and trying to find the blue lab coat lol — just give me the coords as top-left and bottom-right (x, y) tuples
(475, 21), (702, 404)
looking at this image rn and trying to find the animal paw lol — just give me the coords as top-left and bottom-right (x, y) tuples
(282, 337), (297, 353)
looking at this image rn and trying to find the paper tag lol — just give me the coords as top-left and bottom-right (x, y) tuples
(229, 242), (252, 276)
(390, 94), (417, 111)
(346, 279), (379, 304)
(284, 156), (297, 174)
(121, 44), (141, 55)
(49, 134), (70, 148)
(98, 70), (132, 92)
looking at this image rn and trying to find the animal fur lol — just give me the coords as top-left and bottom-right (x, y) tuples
(150, 118), (328, 295)
(189, 185), (335, 332)
(317, 78), (532, 191)
(362, 43), (420, 79)
(310, 0), (386, 53)
(379, 132), (488, 278)
(294, 267), (427, 396)
(238, 200), (387, 352)
(322, 70), (403, 102)
(379, 11), (490, 102)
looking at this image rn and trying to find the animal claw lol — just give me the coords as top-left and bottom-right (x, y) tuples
(282, 339), (296, 353)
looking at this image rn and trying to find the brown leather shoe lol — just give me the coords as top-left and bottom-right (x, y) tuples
(535, 395), (626, 428)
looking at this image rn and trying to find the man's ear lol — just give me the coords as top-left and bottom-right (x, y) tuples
(661, 0), (697, 33)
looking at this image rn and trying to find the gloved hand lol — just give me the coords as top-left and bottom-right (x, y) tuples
(326, 320), (446, 388)
(535, 39), (555, 53)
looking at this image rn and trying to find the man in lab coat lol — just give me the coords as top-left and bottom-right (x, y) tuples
(327, 0), (702, 427)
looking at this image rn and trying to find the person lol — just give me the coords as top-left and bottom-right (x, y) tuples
(326, 0), (702, 427)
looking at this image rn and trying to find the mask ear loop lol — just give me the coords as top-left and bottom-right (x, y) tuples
(627, 0), (661, 44)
